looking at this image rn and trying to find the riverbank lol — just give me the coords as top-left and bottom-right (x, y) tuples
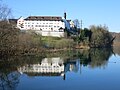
(0, 22), (114, 57)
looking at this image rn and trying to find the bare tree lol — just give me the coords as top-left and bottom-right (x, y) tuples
(0, 3), (11, 20)
(73, 19), (80, 29)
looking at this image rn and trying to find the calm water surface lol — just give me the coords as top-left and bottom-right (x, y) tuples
(0, 48), (120, 90)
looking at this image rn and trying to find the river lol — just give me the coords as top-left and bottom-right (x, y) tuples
(0, 48), (120, 90)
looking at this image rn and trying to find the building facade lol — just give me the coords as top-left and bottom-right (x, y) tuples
(17, 16), (65, 37)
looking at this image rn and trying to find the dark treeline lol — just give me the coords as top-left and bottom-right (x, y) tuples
(73, 25), (114, 48)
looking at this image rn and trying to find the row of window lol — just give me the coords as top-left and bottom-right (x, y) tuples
(27, 28), (51, 30)
(24, 22), (61, 25)
(23, 69), (63, 72)
(31, 66), (61, 68)
(25, 25), (60, 28)
(24, 67), (62, 70)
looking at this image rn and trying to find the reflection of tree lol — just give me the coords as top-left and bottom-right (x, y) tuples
(79, 50), (91, 66)
(0, 49), (114, 85)
(0, 55), (44, 90)
(79, 48), (112, 68)
(0, 71), (20, 90)
(0, 57), (21, 90)
(89, 48), (112, 68)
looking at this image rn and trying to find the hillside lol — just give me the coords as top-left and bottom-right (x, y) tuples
(111, 32), (120, 46)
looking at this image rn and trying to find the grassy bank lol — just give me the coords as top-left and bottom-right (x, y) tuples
(42, 36), (75, 49)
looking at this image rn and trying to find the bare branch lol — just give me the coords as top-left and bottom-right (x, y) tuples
(0, 4), (11, 20)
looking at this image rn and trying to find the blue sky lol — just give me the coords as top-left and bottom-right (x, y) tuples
(2, 0), (120, 32)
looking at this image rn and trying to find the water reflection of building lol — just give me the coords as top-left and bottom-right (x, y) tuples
(65, 59), (79, 73)
(18, 57), (79, 80)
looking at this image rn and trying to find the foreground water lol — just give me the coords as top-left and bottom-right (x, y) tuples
(0, 48), (120, 90)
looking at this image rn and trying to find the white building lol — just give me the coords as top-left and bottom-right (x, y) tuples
(17, 16), (65, 37)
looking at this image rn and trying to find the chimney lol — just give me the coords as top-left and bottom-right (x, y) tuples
(64, 12), (66, 19)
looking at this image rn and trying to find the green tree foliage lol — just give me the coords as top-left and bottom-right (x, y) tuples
(79, 28), (91, 44)
(76, 25), (113, 48)
(90, 25), (113, 47)
(73, 28), (91, 48)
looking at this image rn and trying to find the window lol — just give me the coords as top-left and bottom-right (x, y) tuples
(40, 28), (42, 31)
(51, 28), (53, 31)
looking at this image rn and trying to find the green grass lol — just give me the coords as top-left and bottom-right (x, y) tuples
(41, 36), (75, 49)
